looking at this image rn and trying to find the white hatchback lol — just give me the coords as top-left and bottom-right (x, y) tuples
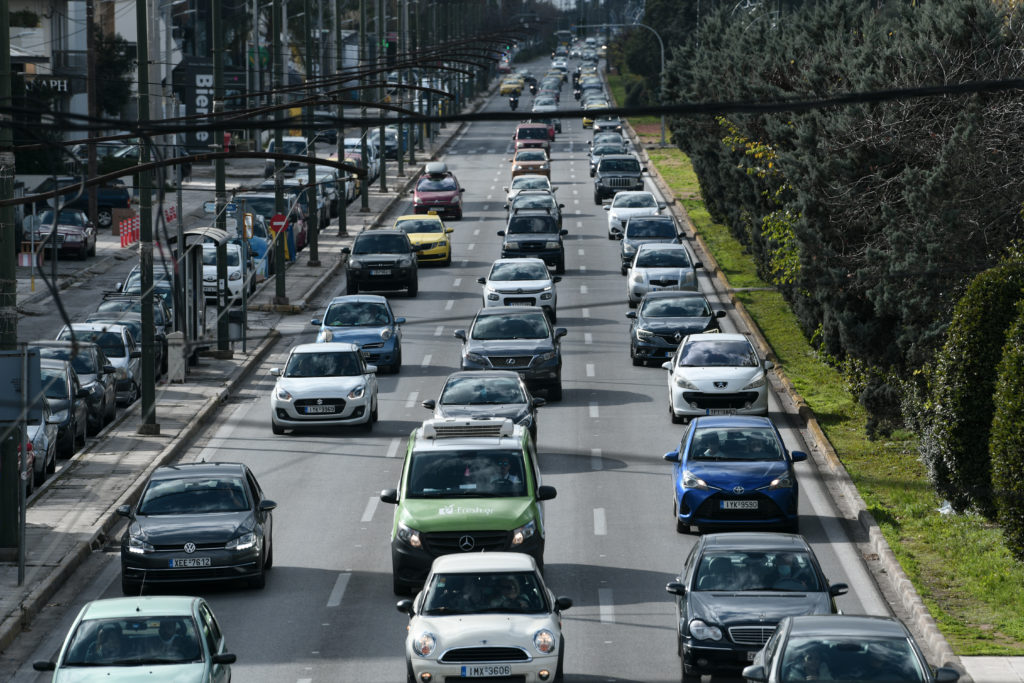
(399, 552), (572, 683)
(604, 191), (665, 238)
(201, 243), (246, 302)
(479, 258), (561, 323)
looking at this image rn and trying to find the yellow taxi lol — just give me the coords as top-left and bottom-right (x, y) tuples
(499, 76), (525, 96)
(393, 213), (454, 266)
(582, 103), (608, 128)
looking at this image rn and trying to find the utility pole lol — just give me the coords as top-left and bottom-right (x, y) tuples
(137, 0), (159, 433)
(377, 0), (387, 193)
(359, 0), (370, 213)
(396, 0), (406, 176)
(273, 0), (288, 304)
(212, 0), (230, 353)
(304, 0), (320, 266)
(335, 0), (348, 236)
(86, 0), (98, 226)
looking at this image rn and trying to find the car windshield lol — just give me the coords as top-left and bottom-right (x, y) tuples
(421, 571), (547, 615)
(677, 339), (758, 367)
(417, 176), (458, 192)
(507, 217), (558, 235)
(635, 249), (691, 268)
(352, 233), (408, 254)
(594, 135), (624, 146)
(600, 159), (640, 173)
(137, 476), (250, 514)
(642, 297), (711, 318)
(39, 210), (87, 226)
(513, 195), (555, 211)
(693, 551), (822, 592)
(626, 220), (675, 238)
(614, 194), (656, 209)
(516, 151), (546, 162)
(517, 128), (548, 140)
(274, 140), (307, 155)
(690, 427), (782, 462)
(97, 299), (168, 326)
(40, 368), (67, 399)
(58, 329), (126, 358)
(406, 449), (528, 497)
(61, 616), (203, 667)
(202, 249), (241, 267)
(440, 377), (526, 405)
(397, 219), (444, 234)
(284, 351), (362, 377)
(237, 196), (276, 218)
(490, 261), (550, 281)
(593, 145), (624, 156)
(779, 637), (927, 682)
(323, 301), (390, 326)
(511, 177), (549, 191)
(38, 347), (98, 375)
(88, 317), (141, 343)
(472, 313), (549, 340)
(534, 97), (556, 106)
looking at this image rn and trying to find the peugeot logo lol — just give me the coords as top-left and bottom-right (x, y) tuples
(458, 535), (475, 551)
(713, 381), (728, 389)
(505, 358), (517, 366)
(732, 486), (745, 495)
(183, 542), (196, 554)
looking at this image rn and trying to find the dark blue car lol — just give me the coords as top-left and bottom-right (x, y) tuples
(664, 415), (806, 534)
(310, 294), (405, 374)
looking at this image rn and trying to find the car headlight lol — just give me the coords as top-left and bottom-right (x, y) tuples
(537, 350), (557, 362)
(534, 629), (556, 654)
(674, 375), (699, 390)
(51, 409), (69, 423)
(636, 328), (655, 341)
(504, 242), (521, 250)
(688, 619), (722, 641)
(348, 258), (362, 269)
(229, 271), (242, 280)
(623, 244), (637, 255)
(511, 519), (536, 545)
(412, 632), (436, 657)
(544, 241), (560, 249)
(487, 292), (500, 301)
(764, 471), (794, 489)
(64, 233), (83, 243)
(318, 329), (334, 343)
(226, 532), (256, 551)
(629, 273), (644, 284)
(397, 522), (422, 548)
(742, 373), (766, 390)
(127, 529), (154, 555)
(380, 328), (393, 341)
(398, 257), (412, 267)
(682, 469), (711, 490)
(464, 351), (488, 364)
(275, 386), (293, 401)
(347, 385), (366, 400)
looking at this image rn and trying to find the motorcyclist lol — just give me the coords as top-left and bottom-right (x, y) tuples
(529, 83), (537, 96)
(509, 94), (519, 111)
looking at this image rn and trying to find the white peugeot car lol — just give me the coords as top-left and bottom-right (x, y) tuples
(478, 258), (561, 323)
(662, 333), (774, 423)
(604, 191), (664, 238)
(269, 342), (379, 434)
(626, 243), (702, 307)
(398, 552), (572, 683)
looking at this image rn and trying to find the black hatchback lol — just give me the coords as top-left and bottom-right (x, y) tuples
(626, 292), (726, 367)
(665, 532), (849, 682)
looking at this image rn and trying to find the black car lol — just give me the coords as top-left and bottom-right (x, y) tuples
(665, 532), (849, 683)
(593, 154), (646, 204)
(31, 341), (117, 434)
(503, 190), (565, 228)
(497, 211), (568, 274)
(117, 462), (277, 594)
(626, 292), (726, 367)
(455, 306), (567, 401)
(27, 176), (131, 228)
(593, 115), (624, 134)
(39, 358), (90, 458)
(422, 370), (546, 443)
(618, 215), (683, 274)
(589, 143), (628, 177)
(342, 229), (420, 296)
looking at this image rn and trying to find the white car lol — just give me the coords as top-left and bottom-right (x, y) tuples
(201, 242), (246, 302)
(398, 552), (572, 683)
(626, 243), (702, 307)
(662, 332), (774, 423)
(269, 342), (379, 434)
(504, 174), (555, 204)
(605, 191), (664, 238)
(478, 258), (561, 322)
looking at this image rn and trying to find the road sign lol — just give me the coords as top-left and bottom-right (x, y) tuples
(270, 213), (287, 233)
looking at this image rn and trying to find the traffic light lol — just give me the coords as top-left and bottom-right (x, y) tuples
(386, 32), (398, 67)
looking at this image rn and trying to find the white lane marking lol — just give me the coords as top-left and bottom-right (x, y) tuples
(461, 258), (469, 266)
(570, 174), (576, 180)
(577, 248), (585, 256)
(486, 194), (493, 200)
(584, 332), (593, 345)
(573, 189), (579, 195)
(490, 186), (496, 191)
(467, 243), (475, 251)
(360, 497), (377, 523)
(575, 221), (582, 228)
(591, 447), (603, 470)
(326, 572), (352, 607)
(405, 392), (419, 408)
(298, 679), (313, 683)
(589, 402), (599, 418)
(575, 209), (582, 215)
(453, 278), (462, 287)
(386, 438), (401, 458)
(599, 588), (615, 623)
(586, 363), (595, 377)
(445, 299), (455, 311)
(473, 228), (480, 236)
(594, 508), (607, 535)
(580, 265), (587, 274)
(582, 308), (591, 319)
(434, 325), (444, 337)
(580, 285), (589, 295)
(573, 199), (580, 204)
(482, 205), (489, 211)
(421, 354), (432, 367)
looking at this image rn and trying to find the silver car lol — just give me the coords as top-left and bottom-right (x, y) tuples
(56, 323), (141, 404)
(626, 243), (703, 307)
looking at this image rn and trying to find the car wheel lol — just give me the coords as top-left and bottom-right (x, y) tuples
(393, 574), (412, 596)
(547, 383), (563, 402)
(628, 299), (637, 309)
(443, 251), (452, 267)
(33, 463), (45, 487)
(129, 381), (140, 404)
(670, 402), (685, 425)
(406, 658), (416, 683)
(389, 346), (403, 374)
(681, 661), (701, 683)
(371, 399), (379, 423)
(97, 208), (112, 228)
(593, 192), (602, 205)
(105, 395), (116, 424)
(631, 349), (643, 366)
(264, 539), (274, 569)
(620, 265), (628, 276)
(407, 278), (418, 297)
(88, 241), (96, 257)
(58, 428), (75, 458)
(121, 575), (141, 596)
(75, 418), (86, 449)
(346, 278), (358, 295)
(78, 246), (88, 261)
(361, 409), (374, 432)
(555, 638), (565, 681)
(547, 309), (557, 325)
(555, 257), (565, 275)
(249, 566), (266, 589)
(272, 421), (285, 435)
(46, 448), (56, 474)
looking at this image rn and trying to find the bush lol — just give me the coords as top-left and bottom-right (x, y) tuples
(919, 262), (1024, 517)
(991, 299), (1024, 559)
(624, 77), (649, 107)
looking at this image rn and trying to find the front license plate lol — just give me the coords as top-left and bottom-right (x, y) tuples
(507, 301), (530, 306)
(706, 408), (737, 415)
(369, 268), (391, 276)
(722, 500), (758, 510)
(461, 665), (512, 677)
(304, 405), (336, 414)
(169, 557), (211, 568)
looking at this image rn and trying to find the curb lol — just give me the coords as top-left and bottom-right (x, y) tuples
(621, 119), (966, 675)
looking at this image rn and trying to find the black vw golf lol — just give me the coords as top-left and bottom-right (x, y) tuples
(118, 462), (276, 594)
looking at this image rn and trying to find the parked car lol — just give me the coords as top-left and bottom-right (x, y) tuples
(263, 135), (310, 178)
(94, 297), (172, 375)
(422, 370), (545, 443)
(31, 340), (118, 434)
(25, 208), (97, 260)
(201, 242), (248, 302)
(341, 229), (419, 296)
(310, 294), (405, 373)
(626, 243), (703, 306)
(39, 358), (90, 458)
(25, 400), (58, 487)
(56, 323), (142, 405)
(27, 176), (131, 228)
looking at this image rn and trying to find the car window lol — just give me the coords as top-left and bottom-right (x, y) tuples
(406, 449), (527, 497)
(642, 297), (711, 318)
(516, 151), (546, 161)
(490, 262), (549, 281)
(199, 603), (222, 652)
(422, 571), (546, 615)
(626, 220), (675, 238)
(352, 233), (409, 254)
(593, 145), (624, 156)
(517, 128), (548, 140)
(284, 351), (362, 377)
(635, 249), (691, 268)
(677, 339), (758, 367)
(600, 159), (640, 173)
(202, 248), (241, 267)
(397, 219), (444, 234)
(507, 217), (557, 235)
(40, 368), (67, 399)
(472, 313), (549, 340)
(39, 210), (88, 226)
(417, 177), (458, 192)
(61, 616), (201, 667)
(58, 329), (126, 358)
(511, 177), (549, 191)
(440, 377), (525, 405)
(39, 347), (98, 375)
(513, 195), (555, 210)
(616, 194), (656, 208)
(690, 427), (783, 461)
(323, 301), (390, 326)
(137, 476), (251, 515)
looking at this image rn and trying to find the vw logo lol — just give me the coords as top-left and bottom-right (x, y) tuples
(732, 486), (745, 495)
(505, 358), (517, 366)
(713, 381), (728, 389)
(458, 535), (475, 551)
(316, 398), (323, 405)
(183, 542), (196, 554)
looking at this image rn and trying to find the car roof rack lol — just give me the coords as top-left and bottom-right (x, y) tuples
(420, 417), (516, 439)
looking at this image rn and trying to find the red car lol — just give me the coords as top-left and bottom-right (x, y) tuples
(412, 162), (465, 220)
(513, 123), (552, 154)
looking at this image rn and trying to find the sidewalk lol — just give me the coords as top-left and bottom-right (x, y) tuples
(0, 90), (485, 660)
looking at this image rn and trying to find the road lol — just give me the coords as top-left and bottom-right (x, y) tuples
(10, 60), (900, 682)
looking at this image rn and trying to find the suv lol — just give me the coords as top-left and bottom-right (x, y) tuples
(512, 123), (552, 154)
(497, 211), (568, 274)
(593, 154), (646, 204)
(342, 229), (419, 296)
(454, 306), (567, 400)
(379, 417), (557, 594)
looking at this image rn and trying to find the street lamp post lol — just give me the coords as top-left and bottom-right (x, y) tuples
(576, 22), (667, 147)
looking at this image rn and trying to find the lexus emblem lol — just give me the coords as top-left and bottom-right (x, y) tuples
(732, 486), (745, 495)
(183, 542), (196, 554)
(458, 535), (476, 551)
(713, 381), (728, 389)
(316, 398), (323, 405)
(505, 358), (516, 366)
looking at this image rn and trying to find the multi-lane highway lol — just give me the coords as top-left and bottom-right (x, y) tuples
(13, 59), (902, 683)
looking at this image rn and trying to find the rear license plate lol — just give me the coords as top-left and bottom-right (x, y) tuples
(304, 405), (336, 414)
(722, 500), (758, 510)
(369, 268), (391, 276)
(706, 408), (737, 415)
(461, 665), (512, 677)
(170, 557), (211, 568)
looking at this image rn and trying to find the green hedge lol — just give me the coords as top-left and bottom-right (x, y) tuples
(991, 299), (1024, 558)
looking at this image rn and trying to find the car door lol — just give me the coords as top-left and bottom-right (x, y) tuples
(70, 370), (89, 437)
(123, 330), (141, 384)
(246, 469), (272, 548)
(198, 601), (231, 683)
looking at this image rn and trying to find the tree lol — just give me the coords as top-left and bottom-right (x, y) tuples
(94, 29), (135, 118)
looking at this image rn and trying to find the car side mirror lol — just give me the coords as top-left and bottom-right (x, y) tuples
(642, 166), (648, 173)
(552, 276), (562, 283)
(555, 596), (573, 611)
(380, 488), (399, 504)
(790, 450), (808, 463)
(212, 653), (237, 665)
(460, 188), (465, 193)
(532, 397), (547, 408)
(554, 328), (567, 339)
(502, 187), (509, 192)
(454, 329), (467, 341)
(477, 277), (486, 284)
(395, 317), (406, 324)
(829, 582), (849, 597)
(626, 312), (636, 319)
(103, 364), (116, 374)
(764, 359), (775, 369)
(934, 668), (961, 683)
(537, 485), (557, 501)
(603, 205), (610, 211)
(446, 228), (453, 233)
(693, 261), (704, 269)
(662, 361), (673, 371)
(503, 204), (510, 210)
(741, 665), (767, 682)
(715, 311), (726, 318)
(32, 662), (56, 672)
(311, 318), (322, 326)
(559, 229), (568, 236)
(496, 230), (506, 237)
(258, 499), (278, 512)
(130, 351), (141, 359)
(663, 450), (680, 463)
(341, 246), (351, 255)
(665, 581), (687, 597)
(422, 399), (436, 410)
(397, 599), (414, 615)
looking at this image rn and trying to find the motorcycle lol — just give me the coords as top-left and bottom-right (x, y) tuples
(573, 88), (582, 101)
(509, 95), (519, 111)
(529, 83), (537, 96)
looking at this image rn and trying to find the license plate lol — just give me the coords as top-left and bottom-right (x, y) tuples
(304, 405), (336, 414)
(706, 408), (737, 415)
(507, 301), (531, 306)
(369, 268), (391, 276)
(169, 557), (211, 568)
(722, 500), (758, 510)
(461, 665), (512, 677)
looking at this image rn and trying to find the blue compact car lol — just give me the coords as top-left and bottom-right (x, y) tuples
(310, 295), (405, 374)
(664, 415), (806, 534)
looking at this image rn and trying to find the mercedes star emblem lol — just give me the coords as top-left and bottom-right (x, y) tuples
(458, 535), (476, 551)
(183, 542), (196, 554)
